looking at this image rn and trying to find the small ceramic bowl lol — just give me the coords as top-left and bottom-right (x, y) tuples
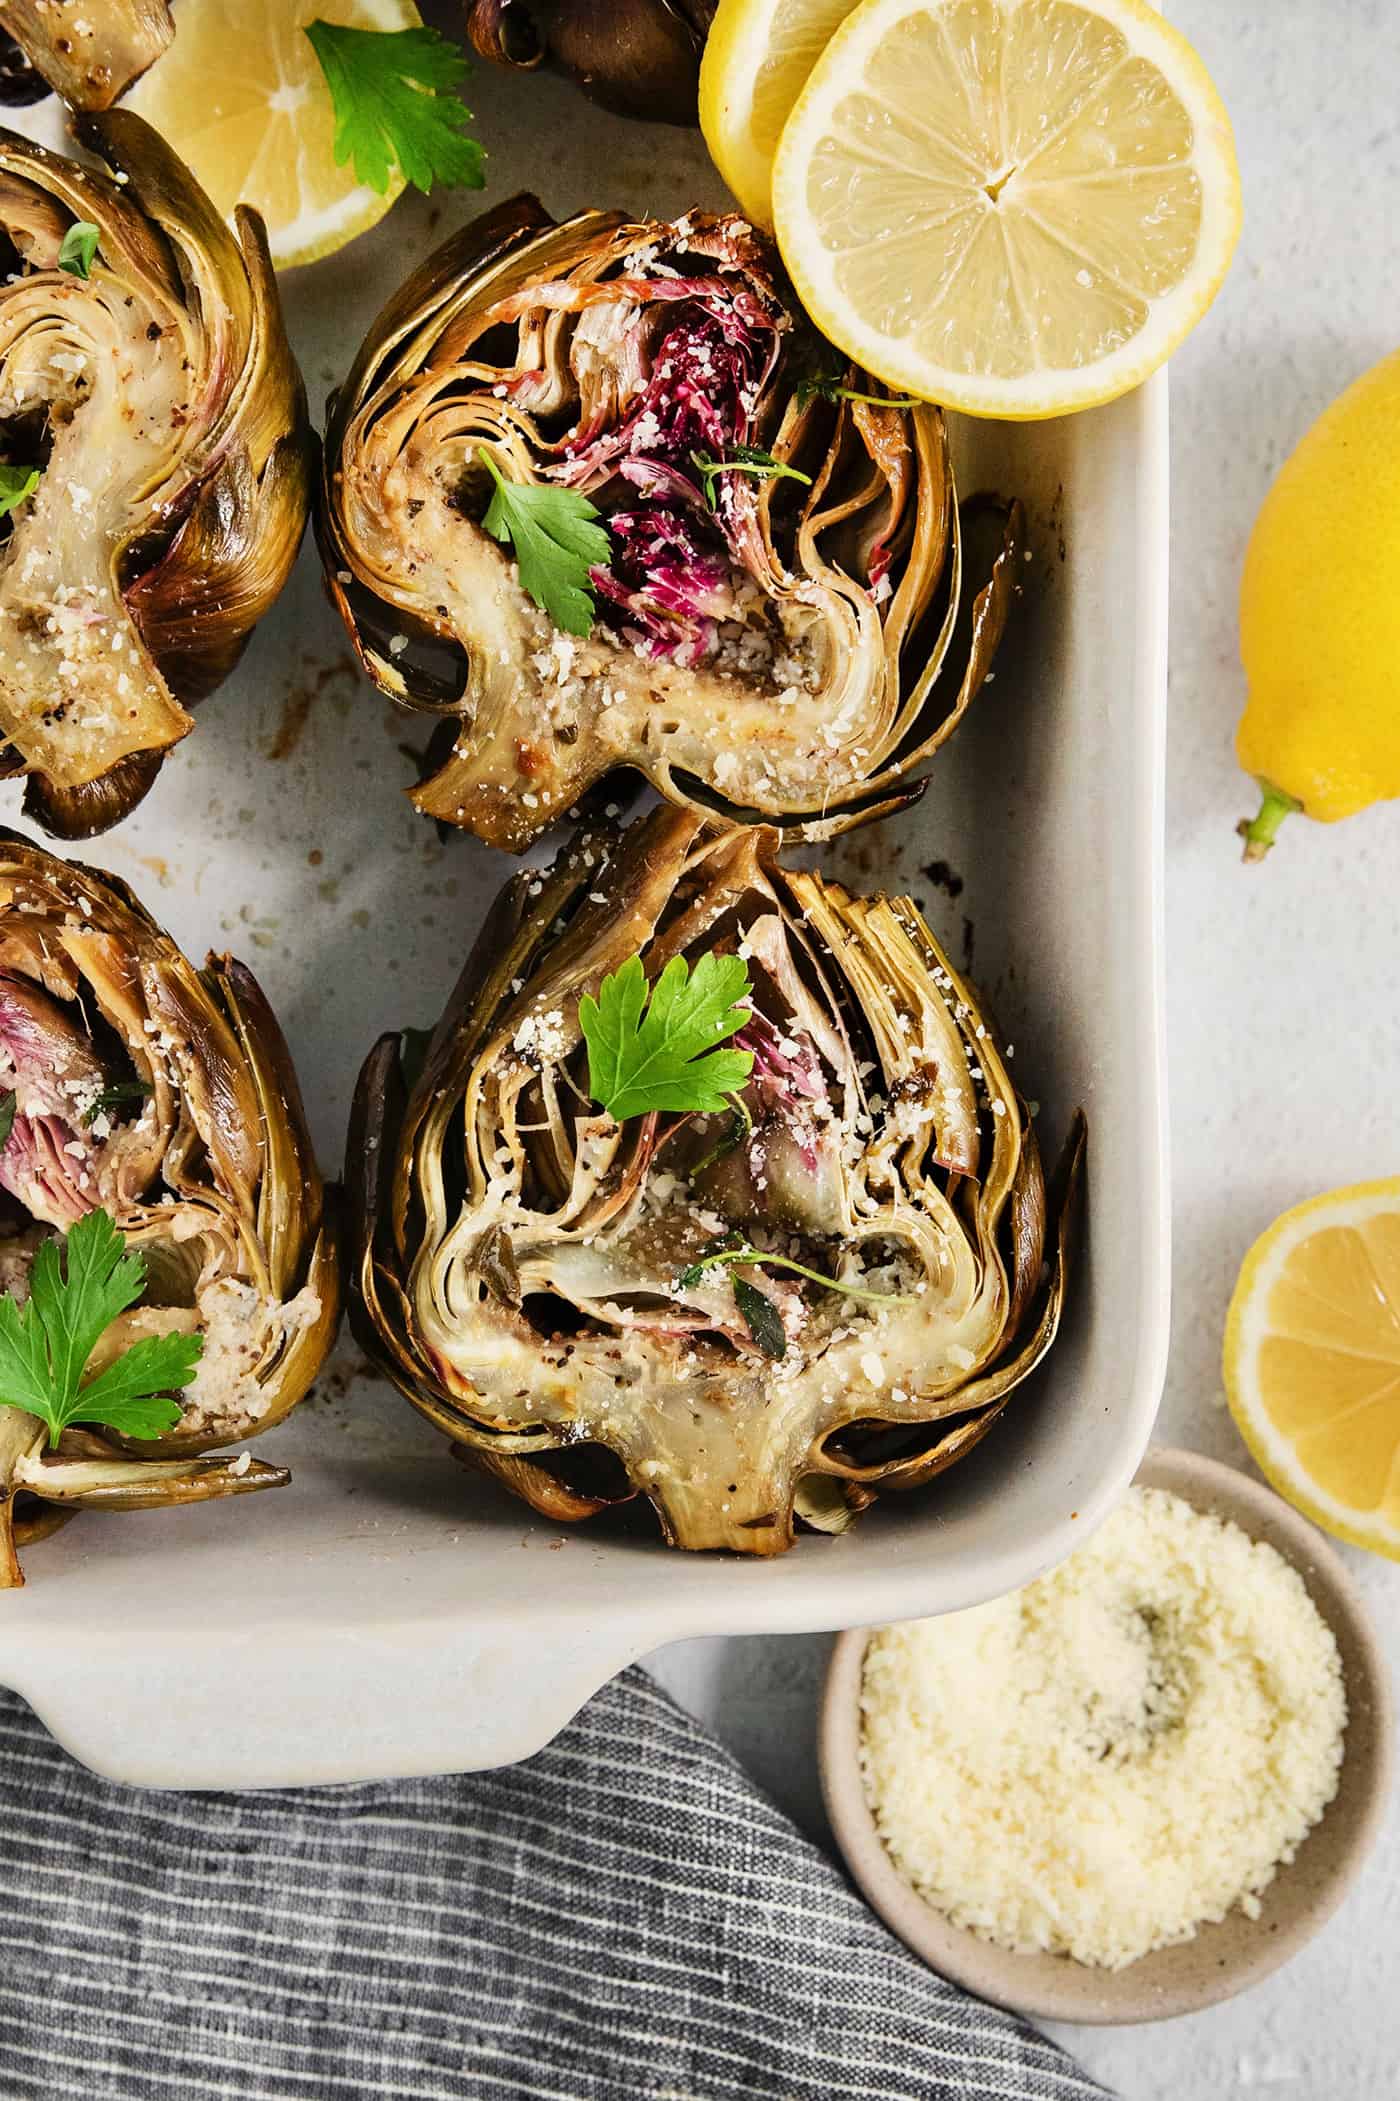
(820, 1445), (1393, 2024)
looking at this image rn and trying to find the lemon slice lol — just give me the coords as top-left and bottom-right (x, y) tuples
(123, 0), (416, 269)
(771, 0), (1241, 418)
(1224, 1180), (1400, 1559)
(700, 0), (858, 226)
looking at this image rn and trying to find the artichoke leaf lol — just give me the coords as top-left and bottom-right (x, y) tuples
(866, 495), (1024, 795)
(209, 954), (326, 1298)
(23, 748), (167, 840)
(821, 1114), (1086, 1495)
(792, 1473), (875, 1536)
(12, 1449), (289, 1504)
(0, 0), (172, 109)
(0, 1400), (44, 1586)
(452, 1440), (623, 1522)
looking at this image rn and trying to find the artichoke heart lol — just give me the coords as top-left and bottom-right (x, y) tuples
(0, 111), (310, 837)
(348, 806), (1082, 1556)
(0, 831), (340, 1585)
(320, 195), (1022, 853)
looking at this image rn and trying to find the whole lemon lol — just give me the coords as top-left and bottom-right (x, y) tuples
(1236, 346), (1400, 858)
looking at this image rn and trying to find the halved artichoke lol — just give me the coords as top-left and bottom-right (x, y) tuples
(349, 806), (1081, 1556)
(320, 195), (1021, 853)
(0, 110), (310, 837)
(0, 1), (172, 109)
(0, 830), (340, 1584)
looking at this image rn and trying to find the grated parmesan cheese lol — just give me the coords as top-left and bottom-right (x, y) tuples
(860, 1486), (1347, 1969)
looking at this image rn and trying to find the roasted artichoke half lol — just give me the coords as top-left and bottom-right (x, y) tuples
(349, 807), (1081, 1556)
(0, 110), (310, 837)
(320, 195), (1021, 853)
(0, 1), (172, 108)
(0, 831), (340, 1585)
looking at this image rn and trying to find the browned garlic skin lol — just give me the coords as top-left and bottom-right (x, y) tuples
(0, 830), (340, 1585)
(348, 806), (1082, 1556)
(0, 111), (310, 837)
(319, 194), (1021, 854)
(463, 0), (715, 126)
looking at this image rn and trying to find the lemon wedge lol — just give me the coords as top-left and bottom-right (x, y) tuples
(699, 0), (857, 226)
(771, 0), (1241, 418)
(122, 0), (417, 269)
(1225, 1180), (1400, 1560)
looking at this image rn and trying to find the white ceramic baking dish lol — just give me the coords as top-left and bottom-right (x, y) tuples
(0, 73), (1170, 1787)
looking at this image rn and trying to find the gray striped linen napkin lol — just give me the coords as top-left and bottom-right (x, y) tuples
(0, 1664), (1110, 2101)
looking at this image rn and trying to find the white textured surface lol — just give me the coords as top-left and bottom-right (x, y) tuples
(652, 4), (1400, 2095)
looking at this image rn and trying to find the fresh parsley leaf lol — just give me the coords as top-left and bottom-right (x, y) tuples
(0, 1092), (13, 1148)
(57, 221), (100, 279)
(676, 1233), (788, 1355)
(65, 1335), (201, 1441)
(579, 952), (753, 1123)
(733, 1276), (787, 1359)
(676, 1236), (900, 1306)
(0, 1209), (201, 1449)
(478, 448), (611, 637)
(83, 1080), (151, 1127)
(0, 465), (40, 521)
(305, 21), (486, 197)
(690, 444), (813, 509)
(796, 374), (921, 409)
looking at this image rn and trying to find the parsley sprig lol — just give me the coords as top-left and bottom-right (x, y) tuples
(478, 449), (611, 637)
(580, 952), (753, 1123)
(796, 375), (921, 409)
(305, 21), (486, 196)
(0, 466), (40, 522)
(676, 1234), (900, 1306)
(57, 221), (100, 280)
(690, 444), (812, 509)
(732, 1276), (787, 1359)
(0, 1210), (201, 1449)
(675, 1232), (900, 1362)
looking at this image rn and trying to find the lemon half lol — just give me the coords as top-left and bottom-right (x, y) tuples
(700, 0), (858, 225)
(123, 0), (418, 268)
(771, 0), (1241, 418)
(1225, 1180), (1400, 1560)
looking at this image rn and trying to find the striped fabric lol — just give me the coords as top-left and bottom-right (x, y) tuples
(0, 1666), (1109, 2101)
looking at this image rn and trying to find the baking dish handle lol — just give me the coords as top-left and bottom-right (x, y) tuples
(1, 1623), (645, 1789)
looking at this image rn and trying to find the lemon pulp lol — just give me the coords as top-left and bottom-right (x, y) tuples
(772, 0), (1241, 417)
(1225, 1181), (1400, 1559)
(700, 0), (858, 224)
(123, 0), (417, 268)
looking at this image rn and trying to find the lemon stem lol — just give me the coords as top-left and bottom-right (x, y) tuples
(1237, 780), (1302, 863)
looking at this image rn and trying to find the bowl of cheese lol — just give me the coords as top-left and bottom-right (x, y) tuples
(820, 1446), (1392, 2023)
